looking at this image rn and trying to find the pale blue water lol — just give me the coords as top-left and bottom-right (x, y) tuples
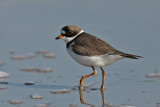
(0, 0), (160, 107)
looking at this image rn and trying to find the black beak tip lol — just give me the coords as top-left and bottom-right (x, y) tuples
(55, 37), (59, 40)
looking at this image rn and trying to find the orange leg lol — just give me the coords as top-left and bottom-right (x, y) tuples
(100, 89), (106, 105)
(100, 67), (105, 91)
(80, 67), (97, 89)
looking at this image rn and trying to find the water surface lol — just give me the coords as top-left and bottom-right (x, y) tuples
(0, 0), (160, 107)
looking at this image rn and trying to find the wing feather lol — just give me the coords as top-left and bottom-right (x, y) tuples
(70, 33), (119, 56)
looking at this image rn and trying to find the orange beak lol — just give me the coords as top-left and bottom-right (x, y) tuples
(55, 35), (63, 40)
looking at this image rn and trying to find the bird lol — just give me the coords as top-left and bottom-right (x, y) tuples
(55, 25), (142, 91)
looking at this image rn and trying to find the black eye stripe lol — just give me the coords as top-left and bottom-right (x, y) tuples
(61, 29), (74, 37)
(61, 26), (81, 37)
(68, 30), (73, 34)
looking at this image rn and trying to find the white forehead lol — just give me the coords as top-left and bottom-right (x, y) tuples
(61, 29), (66, 35)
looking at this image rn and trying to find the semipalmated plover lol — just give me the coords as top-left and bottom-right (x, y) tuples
(55, 25), (142, 90)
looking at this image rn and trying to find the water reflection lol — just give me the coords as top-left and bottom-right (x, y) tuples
(79, 89), (106, 107)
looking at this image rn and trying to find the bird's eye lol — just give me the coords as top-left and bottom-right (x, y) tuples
(68, 30), (73, 35)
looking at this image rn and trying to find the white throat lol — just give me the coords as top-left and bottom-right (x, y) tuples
(63, 30), (84, 44)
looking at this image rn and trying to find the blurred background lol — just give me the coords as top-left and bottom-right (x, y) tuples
(0, 0), (160, 107)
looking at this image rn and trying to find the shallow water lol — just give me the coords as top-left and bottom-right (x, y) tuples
(0, 0), (160, 107)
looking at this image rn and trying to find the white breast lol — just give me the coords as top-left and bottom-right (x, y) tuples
(67, 46), (123, 67)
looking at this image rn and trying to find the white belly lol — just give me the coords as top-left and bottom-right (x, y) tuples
(67, 47), (123, 67)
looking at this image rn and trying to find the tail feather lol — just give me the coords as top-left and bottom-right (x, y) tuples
(120, 53), (143, 59)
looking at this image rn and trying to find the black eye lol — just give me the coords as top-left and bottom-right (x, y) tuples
(68, 30), (73, 35)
